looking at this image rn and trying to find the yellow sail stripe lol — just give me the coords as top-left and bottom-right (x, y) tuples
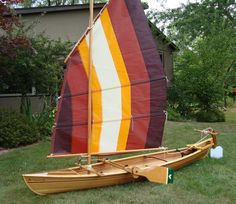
(100, 9), (131, 151)
(78, 39), (102, 153)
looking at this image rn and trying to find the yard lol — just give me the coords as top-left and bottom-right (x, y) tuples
(0, 108), (235, 204)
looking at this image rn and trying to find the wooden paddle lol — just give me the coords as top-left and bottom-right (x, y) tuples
(131, 166), (174, 184)
(103, 160), (173, 184)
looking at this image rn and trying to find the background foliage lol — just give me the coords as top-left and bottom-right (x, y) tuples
(0, 1), (71, 121)
(0, 1), (69, 141)
(33, 99), (56, 138)
(0, 27), (71, 95)
(148, 0), (236, 121)
(0, 109), (40, 148)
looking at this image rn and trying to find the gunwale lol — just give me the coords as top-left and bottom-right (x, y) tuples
(23, 138), (213, 195)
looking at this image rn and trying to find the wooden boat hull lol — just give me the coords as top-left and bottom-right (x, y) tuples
(23, 138), (214, 195)
(23, 172), (141, 195)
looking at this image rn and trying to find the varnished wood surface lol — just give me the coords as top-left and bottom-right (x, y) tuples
(23, 138), (214, 195)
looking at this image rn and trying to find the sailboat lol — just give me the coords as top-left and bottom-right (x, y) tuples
(23, 0), (218, 195)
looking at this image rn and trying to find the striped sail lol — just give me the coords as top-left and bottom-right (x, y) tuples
(51, 0), (167, 155)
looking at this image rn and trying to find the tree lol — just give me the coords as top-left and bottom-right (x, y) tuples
(0, 1), (72, 117)
(148, 0), (235, 47)
(0, 32), (71, 95)
(0, 0), (32, 94)
(0, 0), (31, 58)
(148, 0), (236, 119)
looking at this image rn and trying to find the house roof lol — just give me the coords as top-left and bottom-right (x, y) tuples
(149, 21), (179, 51)
(15, 4), (178, 51)
(15, 3), (105, 15)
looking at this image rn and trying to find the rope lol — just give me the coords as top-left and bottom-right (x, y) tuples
(188, 127), (214, 150)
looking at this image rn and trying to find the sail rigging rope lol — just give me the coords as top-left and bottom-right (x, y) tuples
(187, 127), (214, 150)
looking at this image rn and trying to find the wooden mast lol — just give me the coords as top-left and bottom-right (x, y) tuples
(87, 0), (94, 165)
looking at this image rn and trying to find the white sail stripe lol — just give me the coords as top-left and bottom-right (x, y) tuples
(86, 19), (122, 152)
(98, 121), (121, 152)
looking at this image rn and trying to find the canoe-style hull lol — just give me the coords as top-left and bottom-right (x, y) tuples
(23, 138), (214, 195)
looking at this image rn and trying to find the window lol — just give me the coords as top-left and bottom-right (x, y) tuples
(159, 51), (164, 67)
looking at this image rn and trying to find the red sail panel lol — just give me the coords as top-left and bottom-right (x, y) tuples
(51, 51), (88, 154)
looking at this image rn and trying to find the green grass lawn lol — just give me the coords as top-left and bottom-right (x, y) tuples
(0, 109), (235, 204)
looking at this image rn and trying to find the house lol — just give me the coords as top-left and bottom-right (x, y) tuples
(0, 4), (178, 112)
(15, 4), (178, 82)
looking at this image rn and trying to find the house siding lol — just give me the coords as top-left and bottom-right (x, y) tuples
(19, 8), (101, 42)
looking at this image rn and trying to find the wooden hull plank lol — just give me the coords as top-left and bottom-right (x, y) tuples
(23, 138), (213, 195)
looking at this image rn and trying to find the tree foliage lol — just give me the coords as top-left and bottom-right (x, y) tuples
(0, 31), (71, 95)
(0, 1), (71, 118)
(0, 0), (31, 58)
(0, 108), (40, 148)
(0, 1), (71, 95)
(148, 0), (235, 47)
(148, 0), (236, 119)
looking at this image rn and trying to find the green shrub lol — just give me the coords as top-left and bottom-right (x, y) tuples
(0, 109), (40, 148)
(196, 109), (225, 122)
(167, 86), (195, 118)
(167, 106), (185, 121)
(33, 106), (56, 138)
(226, 96), (236, 108)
